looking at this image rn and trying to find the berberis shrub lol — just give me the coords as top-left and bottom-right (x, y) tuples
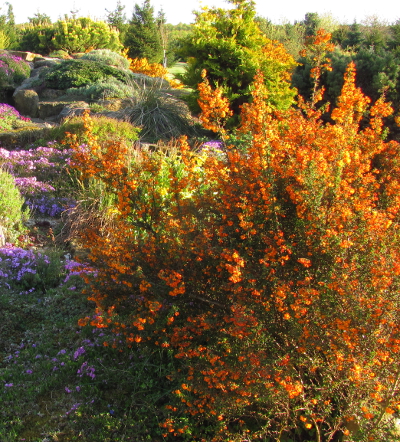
(66, 36), (400, 442)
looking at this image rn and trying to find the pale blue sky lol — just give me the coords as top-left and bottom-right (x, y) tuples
(3, 0), (400, 25)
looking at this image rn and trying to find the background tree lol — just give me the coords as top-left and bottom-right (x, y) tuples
(0, 2), (17, 48)
(302, 12), (321, 37)
(28, 12), (52, 26)
(256, 17), (306, 58)
(124, 0), (163, 63)
(105, 0), (127, 40)
(163, 22), (192, 66)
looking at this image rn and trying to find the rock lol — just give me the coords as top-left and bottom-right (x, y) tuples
(6, 50), (37, 62)
(13, 89), (39, 118)
(57, 101), (90, 121)
(38, 102), (67, 119)
(33, 59), (61, 69)
(40, 88), (65, 99)
(14, 75), (38, 91)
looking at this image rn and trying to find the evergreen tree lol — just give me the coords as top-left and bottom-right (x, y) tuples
(106, 1), (127, 33)
(125, 0), (163, 63)
(28, 12), (52, 26)
(302, 12), (321, 37)
(0, 2), (17, 48)
(178, 0), (296, 124)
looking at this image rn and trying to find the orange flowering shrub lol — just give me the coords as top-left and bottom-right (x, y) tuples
(67, 60), (400, 440)
(128, 56), (182, 89)
(197, 69), (232, 135)
(298, 29), (335, 106)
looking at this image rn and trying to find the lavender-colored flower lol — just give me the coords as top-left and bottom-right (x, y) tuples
(0, 245), (53, 292)
(73, 346), (86, 360)
(77, 361), (96, 380)
(14, 177), (55, 196)
(65, 402), (81, 416)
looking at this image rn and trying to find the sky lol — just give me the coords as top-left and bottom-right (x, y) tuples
(3, 0), (400, 26)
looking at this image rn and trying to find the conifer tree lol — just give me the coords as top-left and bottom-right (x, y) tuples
(125, 0), (163, 64)
(178, 0), (296, 125)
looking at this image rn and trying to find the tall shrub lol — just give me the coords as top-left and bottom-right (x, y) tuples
(177, 0), (296, 124)
(68, 59), (400, 441)
(17, 18), (123, 55)
(52, 18), (123, 54)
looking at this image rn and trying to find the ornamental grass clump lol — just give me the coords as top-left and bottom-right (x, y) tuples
(66, 33), (400, 441)
(123, 81), (199, 142)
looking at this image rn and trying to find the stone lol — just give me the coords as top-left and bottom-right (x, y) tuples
(57, 101), (90, 121)
(13, 89), (39, 118)
(33, 59), (61, 69)
(40, 89), (65, 99)
(38, 102), (67, 119)
(7, 50), (37, 62)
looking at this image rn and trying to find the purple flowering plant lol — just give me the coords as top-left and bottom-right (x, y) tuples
(0, 142), (76, 217)
(0, 52), (30, 89)
(0, 103), (31, 131)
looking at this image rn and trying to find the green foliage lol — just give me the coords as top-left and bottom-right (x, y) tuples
(302, 12), (322, 37)
(80, 49), (130, 70)
(43, 59), (132, 90)
(124, 0), (163, 63)
(16, 24), (56, 54)
(0, 2), (17, 49)
(48, 49), (71, 59)
(16, 18), (123, 55)
(177, 0), (296, 124)
(293, 46), (400, 114)
(52, 17), (123, 54)
(47, 114), (140, 145)
(66, 77), (135, 100)
(0, 29), (9, 49)
(28, 11), (51, 26)
(0, 51), (30, 88)
(105, 0), (127, 35)
(256, 18), (306, 58)
(0, 169), (28, 243)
